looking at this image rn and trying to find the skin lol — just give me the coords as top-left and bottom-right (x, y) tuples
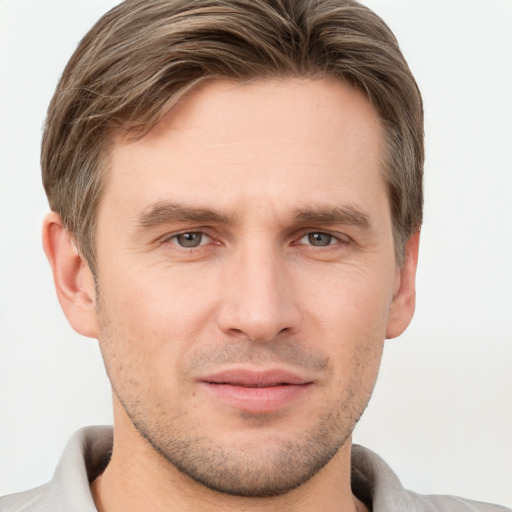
(43, 77), (419, 512)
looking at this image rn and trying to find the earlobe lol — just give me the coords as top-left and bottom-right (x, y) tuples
(42, 212), (98, 338)
(385, 231), (420, 339)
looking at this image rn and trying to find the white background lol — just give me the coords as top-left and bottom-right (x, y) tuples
(1, 0), (511, 506)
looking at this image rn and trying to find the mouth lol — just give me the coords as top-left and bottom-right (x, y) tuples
(198, 368), (314, 414)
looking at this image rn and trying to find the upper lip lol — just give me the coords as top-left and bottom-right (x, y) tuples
(199, 368), (313, 387)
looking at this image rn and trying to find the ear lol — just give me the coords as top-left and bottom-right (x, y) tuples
(386, 230), (420, 339)
(42, 212), (98, 338)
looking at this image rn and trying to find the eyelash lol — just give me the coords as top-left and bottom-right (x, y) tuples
(296, 232), (342, 248)
(165, 231), (213, 249)
(163, 230), (349, 250)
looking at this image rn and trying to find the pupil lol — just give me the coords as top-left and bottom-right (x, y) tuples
(178, 232), (202, 247)
(308, 233), (331, 247)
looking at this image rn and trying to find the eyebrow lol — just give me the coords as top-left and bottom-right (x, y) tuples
(136, 201), (232, 229)
(292, 205), (372, 230)
(136, 201), (372, 232)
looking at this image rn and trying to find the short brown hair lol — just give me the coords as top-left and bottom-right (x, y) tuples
(42, 0), (423, 274)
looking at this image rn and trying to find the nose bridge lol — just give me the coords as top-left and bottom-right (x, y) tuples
(217, 237), (299, 341)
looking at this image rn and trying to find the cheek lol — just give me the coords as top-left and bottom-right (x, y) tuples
(300, 266), (392, 381)
(303, 262), (395, 332)
(96, 268), (221, 383)
(102, 264), (215, 330)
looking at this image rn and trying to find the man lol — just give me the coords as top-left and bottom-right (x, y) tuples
(0, 0), (509, 511)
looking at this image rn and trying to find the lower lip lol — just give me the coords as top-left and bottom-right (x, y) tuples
(200, 382), (312, 414)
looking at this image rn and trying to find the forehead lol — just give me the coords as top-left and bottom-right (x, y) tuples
(103, 77), (386, 219)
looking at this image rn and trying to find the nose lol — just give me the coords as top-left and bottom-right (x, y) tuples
(216, 244), (301, 342)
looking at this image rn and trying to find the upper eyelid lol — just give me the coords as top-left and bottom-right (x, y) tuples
(162, 229), (209, 240)
(159, 228), (350, 246)
(158, 231), (209, 248)
(293, 229), (350, 242)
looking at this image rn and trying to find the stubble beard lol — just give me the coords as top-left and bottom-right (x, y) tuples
(96, 297), (376, 498)
(116, 392), (367, 497)
(118, 391), (364, 497)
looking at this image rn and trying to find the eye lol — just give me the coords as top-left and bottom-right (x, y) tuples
(299, 232), (336, 247)
(170, 232), (210, 248)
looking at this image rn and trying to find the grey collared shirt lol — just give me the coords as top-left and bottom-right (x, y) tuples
(0, 426), (509, 511)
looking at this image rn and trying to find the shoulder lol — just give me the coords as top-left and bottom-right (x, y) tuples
(0, 483), (56, 512)
(0, 426), (113, 512)
(406, 491), (511, 512)
(351, 444), (510, 512)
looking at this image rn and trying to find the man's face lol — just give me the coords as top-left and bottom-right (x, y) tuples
(93, 78), (405, 496)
